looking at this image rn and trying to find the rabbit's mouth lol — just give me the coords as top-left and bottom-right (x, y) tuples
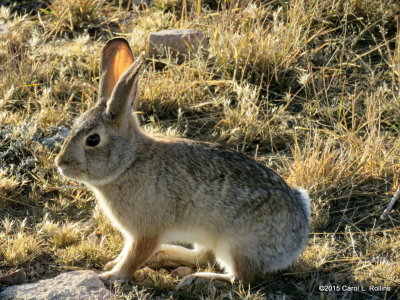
(57, 166), (86, 181)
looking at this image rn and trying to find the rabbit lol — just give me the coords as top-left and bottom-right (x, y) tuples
(55, 37), (311, 289)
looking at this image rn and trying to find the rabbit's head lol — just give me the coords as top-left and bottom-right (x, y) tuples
(55, 38), (145, 186)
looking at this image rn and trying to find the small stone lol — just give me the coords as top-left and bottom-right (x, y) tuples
(0, 269), (26, 285)
(0, 270), (114, 300)
(42, 137), (56, 150)
(149, 29), (208, 63)
(57, 127), (70, 139)
(171, 266), (194, 279)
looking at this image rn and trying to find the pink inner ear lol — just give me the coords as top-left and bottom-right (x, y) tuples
(114, 47), (134, 84)
(104, 45), (134, 99)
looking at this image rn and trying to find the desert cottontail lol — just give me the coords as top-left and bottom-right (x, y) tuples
(55, 38), (311, 288)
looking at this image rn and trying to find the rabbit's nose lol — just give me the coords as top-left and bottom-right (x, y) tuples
(55, 156), (70, 177)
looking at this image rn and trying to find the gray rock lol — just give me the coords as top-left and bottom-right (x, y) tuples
(56, 127), (70, 139)
(0, 270), (114, 300)
(149, 29), (208, 62)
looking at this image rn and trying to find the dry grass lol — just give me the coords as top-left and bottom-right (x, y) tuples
(0, 0), (400, 298)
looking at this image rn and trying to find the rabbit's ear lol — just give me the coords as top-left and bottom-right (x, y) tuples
(98, 38), (134, 105)
(105, 51), (145, 120)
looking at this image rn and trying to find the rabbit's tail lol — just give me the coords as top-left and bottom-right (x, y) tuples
(293, 187), (311, 223)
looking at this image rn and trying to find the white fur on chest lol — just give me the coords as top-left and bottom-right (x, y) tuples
(160, 227), (217, 249)
(90, 186), (132, 238)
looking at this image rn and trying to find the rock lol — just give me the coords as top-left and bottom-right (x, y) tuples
(41, 137), (57, 149)
(171, 266), (194, 279)
(0, 270), (114, 300)
(149, 29), (208, 62)
(56, 127), (70, 139)
(0, 269), (26, 285)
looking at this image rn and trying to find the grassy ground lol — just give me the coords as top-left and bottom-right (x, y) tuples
(0, 0), (399, 298)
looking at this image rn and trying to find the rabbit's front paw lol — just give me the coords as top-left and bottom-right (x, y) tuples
(99, 270), (131, 283)
(104, 259), (119, 270)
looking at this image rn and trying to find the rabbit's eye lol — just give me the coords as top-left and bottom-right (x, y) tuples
(86, 134), (100, 147)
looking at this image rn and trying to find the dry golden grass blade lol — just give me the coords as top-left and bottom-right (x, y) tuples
(381, 188), (400, 219)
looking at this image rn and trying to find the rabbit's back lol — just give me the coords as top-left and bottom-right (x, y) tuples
(158, 139), (308, 226)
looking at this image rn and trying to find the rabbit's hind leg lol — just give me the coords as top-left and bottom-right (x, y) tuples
(230, 250), (260, 282)
(175, 242), (253, 290)
(147, 243), (214, 268)
(175, 241), (263, 289)
(176, 272), (234, 290)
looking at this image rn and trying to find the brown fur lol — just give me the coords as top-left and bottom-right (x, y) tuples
(231, 250), (260, 282)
